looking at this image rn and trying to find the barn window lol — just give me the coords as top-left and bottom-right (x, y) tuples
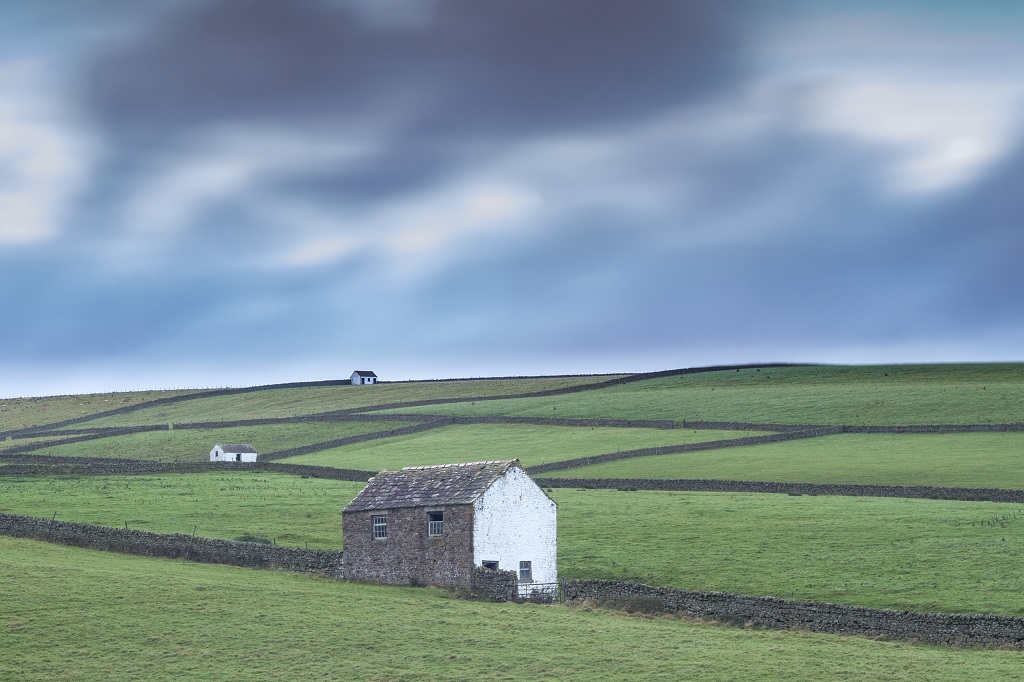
(372, 516), (387, 539)
(482, 560), (499, 570)
(519, 561), (532, 582)
(427, 511), (444, 536)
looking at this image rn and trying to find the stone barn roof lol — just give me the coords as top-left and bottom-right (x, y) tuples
(343, 460), (520, 512)
(215, 444), (257, 453)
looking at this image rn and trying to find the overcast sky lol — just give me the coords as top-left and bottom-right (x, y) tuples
(2, 1), (1023, 397)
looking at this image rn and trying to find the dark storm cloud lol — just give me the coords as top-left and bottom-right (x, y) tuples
(80, 0), (753, 178)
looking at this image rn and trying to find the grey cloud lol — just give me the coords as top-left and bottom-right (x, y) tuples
(78, 0), (755, 211)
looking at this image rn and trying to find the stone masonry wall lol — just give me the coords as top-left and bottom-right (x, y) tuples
(0, 512), (343, 576)
(342, 505), (476, 588)
(473, 566), (519, 601)
(534, 477), (1024, 503)
(564, 579), (1024, 648)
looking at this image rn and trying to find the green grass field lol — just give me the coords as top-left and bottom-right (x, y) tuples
(280, 424), (752, 470)
(0, 389), (205, 433)
(553, 432), (1024, 488)
(4, 472), (1024, 615)
(379, 364), (1024, 425)
(72, 376), (622, 429)
(557, 488), (1024, 615)
(0, 473), (360, 548)
(3, 536), (1022, 682)
(24, 421), (398, 462)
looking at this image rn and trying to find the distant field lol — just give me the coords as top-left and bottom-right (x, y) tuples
(23, 421), (397, 462)
(0, 436), (58, 452)
(280, 424), (751, 471)
(0, 389), (205, 433)
(6, 538), (1022, 682)
(0, 473), (360, 548)
(4, 473), (1023, 614)
(554, 432), (1024, 488)
(380, 364), (1024, 425)
(75, 376), (623, 429)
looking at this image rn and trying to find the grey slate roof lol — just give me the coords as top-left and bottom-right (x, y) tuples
(215, 444), (257, 453)
(352, 370), (377, 377)
(342, 460), (520, 513)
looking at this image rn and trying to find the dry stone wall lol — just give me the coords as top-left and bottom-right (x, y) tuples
(0, 512), (343, 576)
(535, 477), (1024, 503)
(564, 579), (1024, 648)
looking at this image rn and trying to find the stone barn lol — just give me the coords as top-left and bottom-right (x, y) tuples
(209, 444), (257, 462)
(341, 460), (556, 589)
(350, 370), (378, 385)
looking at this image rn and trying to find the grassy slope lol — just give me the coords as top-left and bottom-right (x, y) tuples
(280, 424), (753, 470)
(26, 421), (396, 462)
(379, 364), (1024, 425)
(3, 537), (1022, 682)
(557, 488), (1024, 615)
(0, 389), (204, 432)
(554, 432), (1024, 488)
(0, 473), (360, 548)
(4, 473), (1024, 614)
(76, 376), (623, 428)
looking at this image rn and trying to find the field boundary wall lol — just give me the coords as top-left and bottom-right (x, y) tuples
(564, 579), (1024, 648)
(528, 428), (837, 474)
(0, 512), (343, 576)
(535, 476), (1024, 503)
(0, 456), (375, 481)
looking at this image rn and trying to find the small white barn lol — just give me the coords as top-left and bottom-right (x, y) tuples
(342, 460), (557, 590)
(350, 370), (378, 385)
(210, 443), (257, 462)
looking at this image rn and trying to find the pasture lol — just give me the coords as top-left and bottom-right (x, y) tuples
(553, 432), (1024, 488)
(70, 375), (621, 429)
(5, 363), (1024, 678)
(378, 364), (1024, 425)
(279, 423), (749, 470)
(4, 472), (1024, 615)
(3, 536), (1023, 682)
(21, 421), (395, 462)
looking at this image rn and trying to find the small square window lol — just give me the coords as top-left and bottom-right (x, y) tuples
(427, 511), (444, 536)
(519, 561), (532, 582)
(482, 560), (499, 571)
(372, 516), (387, 539)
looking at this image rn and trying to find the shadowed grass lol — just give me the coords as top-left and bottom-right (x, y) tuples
(3, 536), (1024, 682)
(554, 432), (1024, 488)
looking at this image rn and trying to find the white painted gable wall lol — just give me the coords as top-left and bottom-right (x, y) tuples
(209, 446), (257, 462)
(472, 466), (557, 584)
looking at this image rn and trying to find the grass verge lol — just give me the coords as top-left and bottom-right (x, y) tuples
(3, 536), (1024, 681)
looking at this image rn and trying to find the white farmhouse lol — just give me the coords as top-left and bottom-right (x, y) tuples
(209, 443), (258, 463)
(350, 370), (378, 385)
(341, 460), (556, 590)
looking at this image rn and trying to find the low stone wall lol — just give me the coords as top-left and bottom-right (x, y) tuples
(0, 457), (375, 482)
(534, 477), (1024, 503)
(528, 429), (836, 474)
(262, 418), (451, 461)
(473, 567), (518, 602)
(564, 579), (1024, 648)
(0, 512), (343, 576)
